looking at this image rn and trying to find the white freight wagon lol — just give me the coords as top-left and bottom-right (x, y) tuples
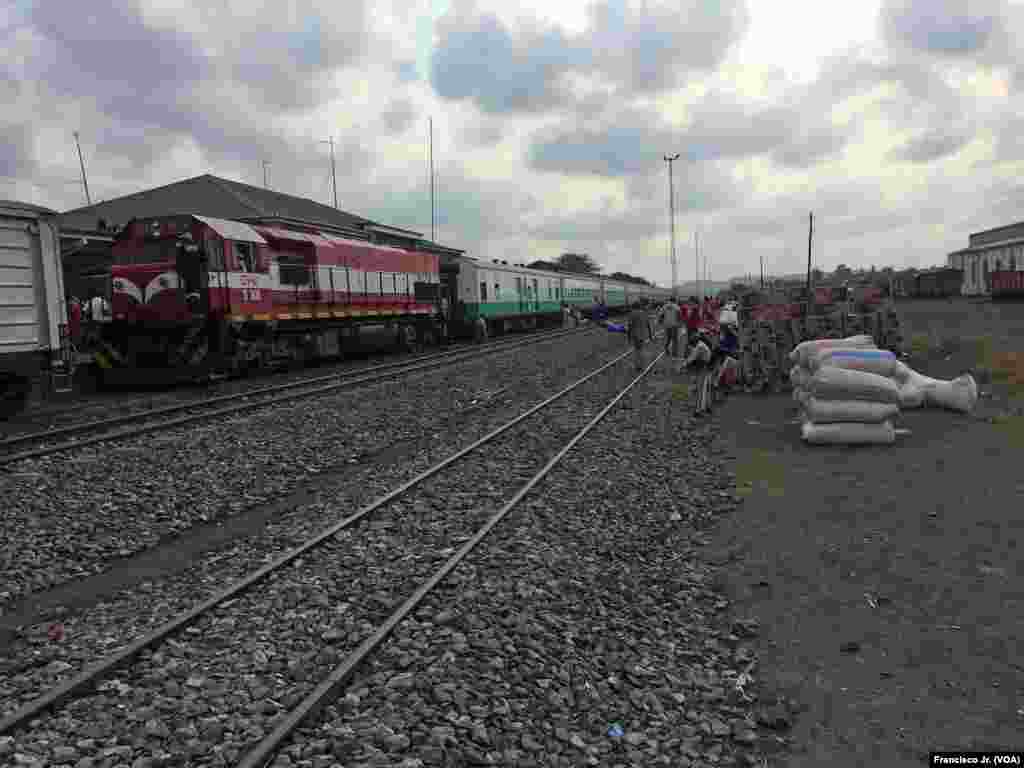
(0, 200), (73, 417)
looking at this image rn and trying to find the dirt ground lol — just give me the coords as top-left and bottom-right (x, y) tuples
(708, 298), (1024, 766)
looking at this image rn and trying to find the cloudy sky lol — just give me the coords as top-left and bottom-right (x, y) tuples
(2, 0), (1022, 286)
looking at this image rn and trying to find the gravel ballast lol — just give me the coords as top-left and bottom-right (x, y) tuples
(274, 374), (762, 768)
(0, 349), (713, 766)
(0, 328), (616, 607)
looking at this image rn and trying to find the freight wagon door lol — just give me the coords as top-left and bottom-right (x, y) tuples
(0, 213), (52, 355)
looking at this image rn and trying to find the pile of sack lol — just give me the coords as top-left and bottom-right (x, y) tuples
(789, 335), (979, 445)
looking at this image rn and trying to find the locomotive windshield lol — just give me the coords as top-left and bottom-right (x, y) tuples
(114, 238), (181, 265)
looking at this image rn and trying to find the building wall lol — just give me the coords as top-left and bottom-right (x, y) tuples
(951, 242), (1024, 296)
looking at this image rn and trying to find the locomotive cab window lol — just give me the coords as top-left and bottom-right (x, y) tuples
(235, 242), (255, 272)
(205, 236), (225, 270)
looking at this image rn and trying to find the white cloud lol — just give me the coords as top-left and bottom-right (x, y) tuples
(4, 0), (1024, 287)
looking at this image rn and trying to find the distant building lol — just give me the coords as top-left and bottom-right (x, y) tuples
(947, 220), (1024, 296)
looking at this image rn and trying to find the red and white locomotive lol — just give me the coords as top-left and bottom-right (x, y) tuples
(100, 213), (443, 371)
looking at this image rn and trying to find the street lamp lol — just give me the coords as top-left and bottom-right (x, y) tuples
(664, 153), (680, 301)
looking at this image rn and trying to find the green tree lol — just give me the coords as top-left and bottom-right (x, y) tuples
(526, 260), (560, 272)
(557, 253), (601, 274)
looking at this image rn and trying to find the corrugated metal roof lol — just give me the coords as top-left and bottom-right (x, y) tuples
(0, 200), (57, 218)
(194, 216), (267, 244)
(57, 175), (374, 235)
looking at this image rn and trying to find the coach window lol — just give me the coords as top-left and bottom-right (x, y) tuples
(495, 282), (500, 298)
(480, 281), (488, 300)
(1012, 251), (1017, 271)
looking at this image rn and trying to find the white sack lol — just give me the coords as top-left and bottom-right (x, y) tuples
(810, 348), (899, 378)
(926, 374), (978, 413)
(898, 365), (979, 414)
(809, 366), (901, 405)
(897, 380), (925, 409)
(790, 335), (876, 367)
(803, 397), (899, 424)
(801, 420), (897, 445)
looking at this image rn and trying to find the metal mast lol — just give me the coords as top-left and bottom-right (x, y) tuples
(73, 132), (91, 205)
(664, 153), (680, 299)
(429, 118), (435, 243)
(328, 138), (338, 209)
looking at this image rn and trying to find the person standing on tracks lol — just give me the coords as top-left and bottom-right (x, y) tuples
(627, 304), (654, 372)
(657, 297), (681, 362)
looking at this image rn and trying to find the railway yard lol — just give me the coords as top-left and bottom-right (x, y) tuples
(0, 300), (1022, 768)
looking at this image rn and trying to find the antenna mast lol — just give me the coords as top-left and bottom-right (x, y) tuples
(329, 138), (338, 209)
(73, 131), (91, 205)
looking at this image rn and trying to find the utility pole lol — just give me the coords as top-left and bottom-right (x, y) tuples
(429, 117), (435, 243)
(73, 131), (91, 205)
(696, 228), (704, 296)
(262, 159), (271, 189)
(807, 211), (814, 312)
(664, 153), (680, 300)
(320, 138), (338, 208)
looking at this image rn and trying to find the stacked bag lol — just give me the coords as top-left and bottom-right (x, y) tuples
(789, 336), (979, 446)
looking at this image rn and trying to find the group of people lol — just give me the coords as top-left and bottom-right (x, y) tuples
(626, 296), (740, 414)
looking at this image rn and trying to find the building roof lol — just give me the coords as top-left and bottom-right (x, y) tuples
(969, 220), (1024, 248)
(56, 174), (382, 236)
(0, 199), (58, 218)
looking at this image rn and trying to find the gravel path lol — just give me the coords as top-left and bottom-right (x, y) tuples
(0, 328), (610, 607)
(272, 372), (759, 768)
(707, 315), (1024, 767)
(0, 345), (691, 767)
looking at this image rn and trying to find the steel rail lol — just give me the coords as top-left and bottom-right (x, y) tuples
(239, 349), (667, 768)
(0, 340), (648, 736)
(0, 326), (590, 452)
(0, 326), (597, 467)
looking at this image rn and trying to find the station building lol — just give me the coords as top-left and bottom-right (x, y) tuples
(947, 220), (1024, 296)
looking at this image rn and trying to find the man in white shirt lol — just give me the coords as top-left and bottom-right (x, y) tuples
(658, 298), (681, 361)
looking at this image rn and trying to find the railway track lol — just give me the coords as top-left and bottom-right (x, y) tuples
(0, 342), (665, 767)
(0, 325), (597, 467)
